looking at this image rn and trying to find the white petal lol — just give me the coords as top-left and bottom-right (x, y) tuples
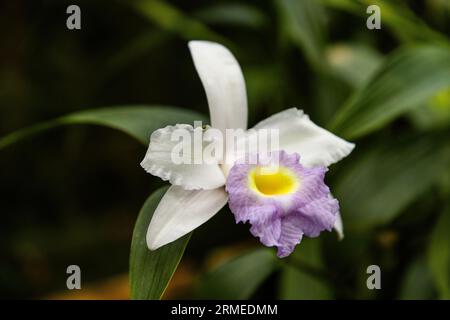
(147, 186), (228, 250)
(334, 211), (344, 240)
(188, 41), (248, 131)
(253, 108), (355, 168)
(141, 124), (226, 190)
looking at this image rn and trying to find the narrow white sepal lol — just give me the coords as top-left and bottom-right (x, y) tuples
(146, 186), (229, 250)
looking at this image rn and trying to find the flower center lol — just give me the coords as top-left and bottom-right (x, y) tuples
(248, 166), (299, 196)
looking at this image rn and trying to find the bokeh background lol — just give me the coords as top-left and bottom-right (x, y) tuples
(1, 0), (449, 299)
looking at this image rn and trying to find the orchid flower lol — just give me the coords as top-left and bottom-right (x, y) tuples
(141, 41), (354, 258)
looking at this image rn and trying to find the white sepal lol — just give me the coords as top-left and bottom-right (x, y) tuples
(146, 186), (229, 250)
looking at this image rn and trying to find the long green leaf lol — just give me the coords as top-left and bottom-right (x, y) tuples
(129, 0), (232, 47)
(399, 257), (436, 299)
(279, 239), (332, 299)
(409, 88), (450, 131)
(276, 0), (328, 71)
(428, 204), (450, 299)
(335, 134), (450, 230)
(130, 186), (191, 300)
(194, 3), (268, 29)
(326, 43), (383, 89)
(330, 46), (450, 139)
(321, 0), (450, 46)
(0, 105), (207, 150)
(196, 248), (278, 299)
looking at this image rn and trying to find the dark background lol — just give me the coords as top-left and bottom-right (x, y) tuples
(0, 0), (449, 299)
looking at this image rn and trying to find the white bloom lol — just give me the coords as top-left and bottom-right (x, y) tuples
(141, 41), (354, 250)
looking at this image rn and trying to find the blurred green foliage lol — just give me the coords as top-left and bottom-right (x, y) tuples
(0, 0), (449, 299)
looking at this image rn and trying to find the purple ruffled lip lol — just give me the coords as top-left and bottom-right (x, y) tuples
(225, 150), (339, 258)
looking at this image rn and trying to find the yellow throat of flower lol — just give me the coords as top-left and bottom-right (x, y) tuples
(248, 166), (299, 196)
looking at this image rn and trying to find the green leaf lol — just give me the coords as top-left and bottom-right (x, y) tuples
(321, 0), (450, 46)
(399, 257), (436, 300)
(245, 64), (285, 123)
(196, 248), (279, 299)
(194, 3), (268, 29)
(279, 239), (332, 299)
(0, 105), (207, 150)
(428, 204), (450, 299)
(409, 88), (450, 131)
(130, 186), (191, 300)
(276, 0), (328, 71)
(335, 134), (450, 230)
(326, 43), (383, 89)
(330, 46), (450, 139)
(129, 0), (232, 48)
(102, 31), (170, 79)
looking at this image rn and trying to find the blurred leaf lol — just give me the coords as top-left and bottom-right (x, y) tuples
(326, 43), (383, 88)
(245, 64), (285, 123)
(428, 204), (450, 299)
(322, 231), (375, 299)
(130, 186), (191, 300)
(399, 257), (436, 299)
(335, 134), (450, 230)
(196, 248), (278, 299)
(317, 43), (384, 122)
(322, 0), (450, 45)
(426, 0), (450, 29)
(438, 166), (450, 197)
(103, 31), (170, 78)
(409, 88), (450, 130)
(0, 105), (206, 150)
(331, 46), (450, 139)
(276, 0), (328, 71)
(194, 3), (268, 29)
(130, 0), (232, 47)
(312, 73), (351, 125)
(279, 239), (332, 299)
